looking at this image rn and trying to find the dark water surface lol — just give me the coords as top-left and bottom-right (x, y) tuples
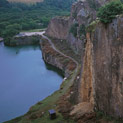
(0, 42), (63, 122)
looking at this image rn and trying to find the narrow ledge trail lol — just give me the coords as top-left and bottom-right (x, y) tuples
(41, 32), (79, 88)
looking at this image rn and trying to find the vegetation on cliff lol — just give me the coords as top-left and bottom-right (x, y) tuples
(69, 23), (79, 37)
(97, 0), (123, 23)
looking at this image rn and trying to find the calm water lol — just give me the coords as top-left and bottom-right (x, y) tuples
(0, 42), (63, 122)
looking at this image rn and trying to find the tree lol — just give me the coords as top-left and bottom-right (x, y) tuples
(0, 0), (9, 7)
(69, 23), (79, 37)
(2, 24), (21, 38)
(97, 0), (123, 24)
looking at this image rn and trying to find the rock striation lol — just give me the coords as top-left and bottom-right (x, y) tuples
(90, 15), (123, 118)
(40, 37), (76, 78)
(76, 15), (123, 119)
(45, 17), (69, 40)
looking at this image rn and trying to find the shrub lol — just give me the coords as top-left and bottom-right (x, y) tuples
(72, 12), (77, 18)
(97, 0), (123, 24)
(78, 24), (86, 36)
(69, 23), (78, 37)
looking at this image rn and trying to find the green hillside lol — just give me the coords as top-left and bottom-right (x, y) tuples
(0, 0), (76, 42)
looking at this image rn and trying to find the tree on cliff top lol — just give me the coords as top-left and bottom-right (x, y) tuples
(97, 0), (123, 24)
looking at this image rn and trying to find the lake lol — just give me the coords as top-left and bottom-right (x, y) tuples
(0, 42), (63, 122)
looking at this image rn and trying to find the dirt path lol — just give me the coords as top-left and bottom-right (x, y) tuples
(41, 32), (79, 85)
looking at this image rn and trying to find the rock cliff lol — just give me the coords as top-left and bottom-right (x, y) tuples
(5, 35), (41, 46)
(45, 0), (123, 120)
(45, 0), (111, 54)
(45, 17), (69, 39)
(90, 15), (123, 118)
(40, 38), (76, 77)
(75, 15), (123, 119)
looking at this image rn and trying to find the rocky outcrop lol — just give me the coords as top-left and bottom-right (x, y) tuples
(70, 33), (95, 120)
(45, 0), (112, 54)
(44, 0), (123, 119)
(45, 17), (69, 39)
(77, 15), (123, 118)
(91, 15), (123, 118)
(45, 0), (99, 54)
(40, 38), (76, 77)
(67, 0), (97, 53)
(5, 35), (41, 46)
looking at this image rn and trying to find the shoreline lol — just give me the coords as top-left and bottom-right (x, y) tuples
(4, 33), (78, 123)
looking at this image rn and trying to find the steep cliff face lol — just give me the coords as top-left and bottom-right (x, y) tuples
(70, 33), (95, 121)
(40, 38), (76, 77)
(45, 0), (123, 119)
(5, 35), (41, 46)
(45, 17), (69, 39)
(45, 0), (111, 54)
(91, 15), (123, 118)
(67, 0), (97, 53)
(77, 15), (123, 118)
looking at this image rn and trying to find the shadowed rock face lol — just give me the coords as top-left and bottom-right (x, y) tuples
(45, 17), (69, 40)
(69, 0), (97, 25)
(75, 15), (123, 120)
(67, 0), (97, 53)
(91, 15), (123, 118)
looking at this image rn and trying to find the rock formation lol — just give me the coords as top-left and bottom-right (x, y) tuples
(45, 0), (123, 120)
(45, 0), (111, 54)
(90, 15), (123, 118)
(6, 35), (41, 46)
(45, 17), (69, 39)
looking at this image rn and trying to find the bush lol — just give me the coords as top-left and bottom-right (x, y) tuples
(78, 24), (86, 36)
(69, 23), (78, 37)
(97, 0), (123, 24)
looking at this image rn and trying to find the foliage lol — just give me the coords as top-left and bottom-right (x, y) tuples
(0, 0), (76, 42)
(86, 20), (98, 33)
(72, 12), (77, 18)
(78, 24), (86, 36)
(97, 0), (123, 24)
(69, 23), (79, 37)
(0, 0), (9, 7)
